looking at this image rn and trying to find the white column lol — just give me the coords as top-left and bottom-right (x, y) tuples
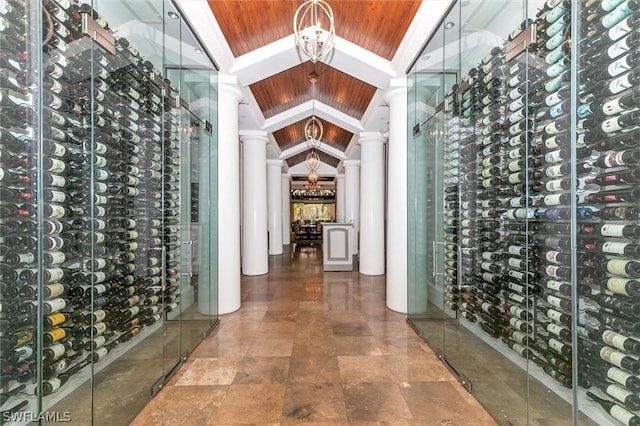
(241, 131), (269, 275)
(282, 174), (291, 245)
(336, 173), (345, 222)
(217, 75), (243, 314)
(358, 133), (386, 276)
(343, 160), (360, 255)
(385, 79), (409, 312)
(267, 160), (283, 255)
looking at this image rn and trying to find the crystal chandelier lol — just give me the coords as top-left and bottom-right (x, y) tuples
(293, 0), (336, 63)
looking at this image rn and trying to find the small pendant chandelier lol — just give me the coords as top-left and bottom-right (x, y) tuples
(293, 0), (336, 63)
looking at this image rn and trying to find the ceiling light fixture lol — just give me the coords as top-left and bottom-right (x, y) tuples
(305, 71), (322, 173)
(293, 0), (336, 63)
(444, 21), (455, 29)
(168, 11), (180, 19)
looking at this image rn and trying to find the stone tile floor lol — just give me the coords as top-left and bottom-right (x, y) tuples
(131, 245), (496, 425)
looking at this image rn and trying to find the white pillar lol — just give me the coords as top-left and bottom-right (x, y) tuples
(267, 159), (283, 255)
(282, 174), (291, 245)
(343, 160), (360, 255)
(358, 133), (386, 276)
(217, 75), (243, 314)
(336, 173), (345, 222)
(385, 79), (409, 312)
(241, 131), (269, 275)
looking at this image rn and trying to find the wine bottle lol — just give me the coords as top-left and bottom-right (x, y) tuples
(586, 391), (640, 425)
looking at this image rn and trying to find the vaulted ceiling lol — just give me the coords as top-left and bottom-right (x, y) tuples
(178, 0), (452, 175)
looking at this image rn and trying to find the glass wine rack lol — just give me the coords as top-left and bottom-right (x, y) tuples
(408, 0), (640, 425)
(0, 0), (219, 424)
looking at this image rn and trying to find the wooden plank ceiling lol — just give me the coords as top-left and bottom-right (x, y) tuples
(251, 61), (376, 120)
(272, 117), (353, 152)
(207, 0), (421, 169)
(287, 149), (340, 169)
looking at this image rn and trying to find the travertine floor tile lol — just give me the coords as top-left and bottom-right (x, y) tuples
(131, 246), (495, 425)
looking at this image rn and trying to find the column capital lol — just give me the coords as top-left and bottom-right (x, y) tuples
(358, 132), (386, 146)
(336, 173), (345, 179)
(240, 130), (269, 144)
(343, 160), (361, 168)
(385, 78), (408, 104)
(267, 159), (283, 167)
(218, 74), (244, 103)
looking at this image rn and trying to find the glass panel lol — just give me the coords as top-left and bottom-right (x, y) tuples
(406, 16), (448, 352)
(575, 1), (640, 425)
(0, 0), (44, 421)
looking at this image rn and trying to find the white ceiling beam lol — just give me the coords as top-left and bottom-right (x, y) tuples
(232, 35), (394, 89)
(288, 161), (337, 176)
(279, 141), (346, 162)
(263, 100), (363, 135)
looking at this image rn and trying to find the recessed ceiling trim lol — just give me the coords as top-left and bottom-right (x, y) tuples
(263, 100), (363, 135)
(279, 141), (346, 162)
(177, 0), (235, 72)
(232, 34), (394, 89)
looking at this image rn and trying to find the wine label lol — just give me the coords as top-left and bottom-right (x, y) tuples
(603, 330), (630, 352)
(47, 268), (64, 282)
(95, 169), (108, 180)
(600, 224), (626, 237)
(508, 258), (524, 269)
(48, 343), (66, 360)
(47, 313), (67, 328)
(607, 383), (634, 403)
(509, 293), (525, 304)
(545, 251), (560, 263)
(47, 327), (66, 343)
(545, 179), (564, 191)
(602, 242), (629, 255)
(546, 295), (565, 309)
(46, 283), (65, 298)
(608, 54), (633, 78)
(600, 346), (626, 368)
(608, 72), (633, 95)
(509, 270), (526, 280)
(95, 156), (107, 167)
(510, 317), (526, 330)
(548, 338), (565, 353)
(47, 251), (66, 265)
(47, 158), (66, 173)
(507, 160), (522, 172)
(94, 347), (108, 361)
(93, 335), (107, 349)
(610, 405), (636, 425)
(508, 282), (525, 293)
(545, 280), (565, 292)
(46, 298), (67, 313)
(607, 259), (633, 276)
(93, 322), (107, 335)
(547, 323), (566, 336)
(546, 308), (564, 323)
(608, 16), (633, 41)
(509, 306), (526, 318)
(602, 116), (625, 133)
(508, 173), (524, 184)
(546, 265), (560, 278)
(607, 367), (632, 386)
(94, 272), (106, 283)
(545, 150), (562, 163)
(512, 331), (527, 344)
(546, 4), (566, 24)
(511, 342), (528, 357)
(607, 277), (632, 296)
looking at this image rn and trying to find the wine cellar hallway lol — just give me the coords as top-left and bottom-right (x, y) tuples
(130, 245), (495, 425)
